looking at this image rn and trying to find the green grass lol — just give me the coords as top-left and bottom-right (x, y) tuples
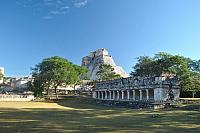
(180, 98), (200, 101)
(0, 97), (199, 133)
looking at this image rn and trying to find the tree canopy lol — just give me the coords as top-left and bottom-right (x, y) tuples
(31, 56), (88, 97)
(97, 64), (121, 81)
(70, 64), (88, 90)
(0, 73), (3, 87)
(131, 52), (200, 92)
(0, 73), (3, 81)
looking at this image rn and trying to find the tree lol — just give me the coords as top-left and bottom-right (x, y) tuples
(0, 72), (3, 87)
(0, 73), (3, 81)
(130, 56), (155, 77)
(31, 56), (76, 98)
(30, 78), (44, 97)
(131, 52), (190, 77)
(71, 65), (88, 92)
(180, 71), (200, 97)
(131, 52), (200, 96)
(131, 53), (178, 77)
(97, 64), (121, 81)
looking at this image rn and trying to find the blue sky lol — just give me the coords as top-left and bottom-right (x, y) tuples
(0, 0), (200, 77)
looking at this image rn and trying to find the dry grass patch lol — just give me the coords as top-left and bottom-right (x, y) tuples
(0, 97), (199, 133)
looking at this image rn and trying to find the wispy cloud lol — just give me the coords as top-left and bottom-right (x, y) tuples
(17, 0), (89, 19)
(74, 0), (88, 8)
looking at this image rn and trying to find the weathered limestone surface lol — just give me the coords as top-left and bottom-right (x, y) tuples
(0, 94), (34, 101)
(0, 67), (4, 84)
(93, 76), (180, 102)
(82, 48), (128, 80)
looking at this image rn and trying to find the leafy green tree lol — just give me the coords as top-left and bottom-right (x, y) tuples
(132, 52), (190, 77)
(32, 56), (75, 98)
(180, 72), (200, 97)
(130, 56), (155, 77)
(131, 52), (200, 95)
(30, 78), (44, 97)
(135, 53), (189, 76)
(0, 73), (3, 81)
(97, 64), (121, 81)
(71, 65), (88, 92)
(0, 73), (3, 87)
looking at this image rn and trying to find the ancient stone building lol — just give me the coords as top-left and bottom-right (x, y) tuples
(92, 76), (180, 102)
(0, 67), (4, 84)
(82, 48), (128, 80)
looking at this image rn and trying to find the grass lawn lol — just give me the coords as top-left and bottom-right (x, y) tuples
(180, 98), (200, 101)
(0, 97), (199, 133)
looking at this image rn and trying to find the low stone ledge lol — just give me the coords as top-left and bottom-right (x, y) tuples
(94, 99), (155, 109)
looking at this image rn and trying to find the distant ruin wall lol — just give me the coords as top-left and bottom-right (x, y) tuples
(0, 94), (35, 101)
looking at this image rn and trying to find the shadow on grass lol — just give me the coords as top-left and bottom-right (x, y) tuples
(177, 105), (200, 110)
(0, 98), (199, 133)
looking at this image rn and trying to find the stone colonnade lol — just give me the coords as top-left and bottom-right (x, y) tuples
(93, 76), (180, 102)
(92, 89), (153, 101)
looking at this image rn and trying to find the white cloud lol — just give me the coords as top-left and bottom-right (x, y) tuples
(74, 0), (88, 8)
(17, 0), (90, 19)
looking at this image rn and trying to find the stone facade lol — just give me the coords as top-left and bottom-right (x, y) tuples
(0, 67), (4, 84)
(93, 76), (180, 102)
(82, 48), (128, 80)
(0, 94), (34, 101)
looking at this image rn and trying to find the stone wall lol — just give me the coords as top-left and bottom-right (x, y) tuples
(0, 94), (35, 101)
(95, 76), (179, 90)
(0, 67), (4, 84)
(93, 76), (180, 102)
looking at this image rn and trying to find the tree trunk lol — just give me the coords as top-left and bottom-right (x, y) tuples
(74, 84), (76, 95)
(47, 87), (50, 99)
(168, 82), (174, 101)
(55, 87), (58, 99)
(192, 92), (196, 98)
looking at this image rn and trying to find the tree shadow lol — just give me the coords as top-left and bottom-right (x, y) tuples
(0, 99), (199, 133)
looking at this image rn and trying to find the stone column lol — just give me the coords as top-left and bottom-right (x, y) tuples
(109, 91), (112, 100)
(127, 90), (130, 100)
(146, 89), (149, 101)
(139, 90), (142, 101)
(101, 91), (104, 100)
(105, 91), (107, 99)
(113, 91), (115, 100)
(132, 90), (135, 101)
(117, 91), (120, 100)
(92, 91), (96, 99)
(97, 91), (100, 99)
(122, 90), (124, 100)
